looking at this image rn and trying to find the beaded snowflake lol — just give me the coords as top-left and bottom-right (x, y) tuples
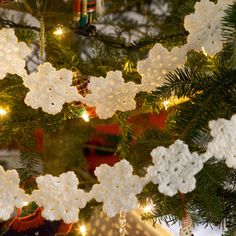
(137, 44), (187, 93)
(0, 166), (30, 221)
(83, 71), (140, 119)
(0, 28), (31, 80)
(91, 160), (146, 217)
(146, 140), (204, 196)
(31, 172), (89, 223)
(23, 62), (82, 115)
(184, 0), (233, 56)
(205, 114), (236, 169)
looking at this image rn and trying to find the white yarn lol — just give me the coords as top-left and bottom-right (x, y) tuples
(90, 160), (146, 217)
(31, 171), (89, 224)
(146, 140), (204, 196)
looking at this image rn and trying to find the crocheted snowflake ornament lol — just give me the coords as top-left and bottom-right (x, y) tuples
(31, 172), (89, 224)
(0, 28), (31, 80)
(0, 166), (30, 221)
(146, 140), (204, 196)
(205, 114), (236, 169)
(23, 63), (82, 115)
(84, 71), (140, 119)
(184, 0), (233, 56)
(137, 44), (187, 92)
(91, 160), (146, 217)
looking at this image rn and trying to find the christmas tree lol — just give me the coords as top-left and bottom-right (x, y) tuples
(0, 0), (236, 235)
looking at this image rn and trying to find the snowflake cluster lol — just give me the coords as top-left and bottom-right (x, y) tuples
(23, 63), (82, 115)
(0, 166), (30, 221)
(146, 140), (204, 196)
(0, 28), (31, 80)
(91, 160), (146, 217)
(31, 171), (89, 223)
(137, 44), (188, 92)
(84, 71), (140, 119)
(184, 0), (233, 56)
(205, 115), (236, 169)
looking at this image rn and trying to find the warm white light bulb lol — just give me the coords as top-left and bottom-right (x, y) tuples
(23, 201), (29, 207)
(0, 108), (8, 116)
(201, 47), (208, 57)
(142, 203), (154, 213)
(81, 111), (90, 122)
(79, 225), (87, 236)
(54, 27), (64, 36)
(163, 100), (169, 110)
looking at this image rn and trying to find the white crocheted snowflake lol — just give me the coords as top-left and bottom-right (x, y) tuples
(0, 28), (31, 80)
(137, 44), (187, 93)
(146, 140), (204, 196)
(23, 62), (82, 115)
(83, 71), (140, 119)
(184, 0), (233, 56)
(91, 160), (145, 217)
(31, 171), (89, 223)
(205, 114), (236, 169)
(0, 166), (30, 221)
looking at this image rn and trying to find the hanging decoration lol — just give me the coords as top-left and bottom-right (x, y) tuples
(137, 44), (188, 93)
(0, 166), (31, 221)
(146, 140), (204, 196)
(31, 171), (90, 224)
(90, 160), (146, 217)
(119, 211), (127, 236)
(36, 0), (47, 59)
(73, 0), (97, 27)
(205, 114), (236, 169)
(179, 212), (194, 236)
(23, 62), (83, 115)
(0, 28), (30, 80)
(83, 71), (141, 119)
(184, 0), (234, 56)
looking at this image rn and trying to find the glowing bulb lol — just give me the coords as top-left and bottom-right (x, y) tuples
(163, 100), (169, 110)
(81, 110), (90, 122)
(23, 201), (29, 207)
(143, 203), (154, 213)
(79, 225), (87, 236)
(201, 47), (208, 57)
(0, 107), (8, 116)
(53, 26), (64, 36)
(140, 200), (155, 213)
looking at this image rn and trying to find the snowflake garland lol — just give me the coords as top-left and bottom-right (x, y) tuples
(83, 71), (141, 119)
(0, 166), (31, 221)
(146, 140), (204, 196)
(31, 171), (89, 224)
(204, 114), (236, 169)
(184, 0), (233, 56)
(23, 62), (83, 115)
(90, 160), (146, 217)
(0, 28), (31, 80)
(137, 44), (188, 93)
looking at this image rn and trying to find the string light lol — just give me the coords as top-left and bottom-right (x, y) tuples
(140, 200), (155, 213)
(163, 100), (169, 110)
(0, 107), (8, 117)
(81, 110), (90, 122)
(53, 26), (64, 36)
(201, 47), (208, 57)
(79, 225), (87, 236)
(23, 201), (29, 207)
